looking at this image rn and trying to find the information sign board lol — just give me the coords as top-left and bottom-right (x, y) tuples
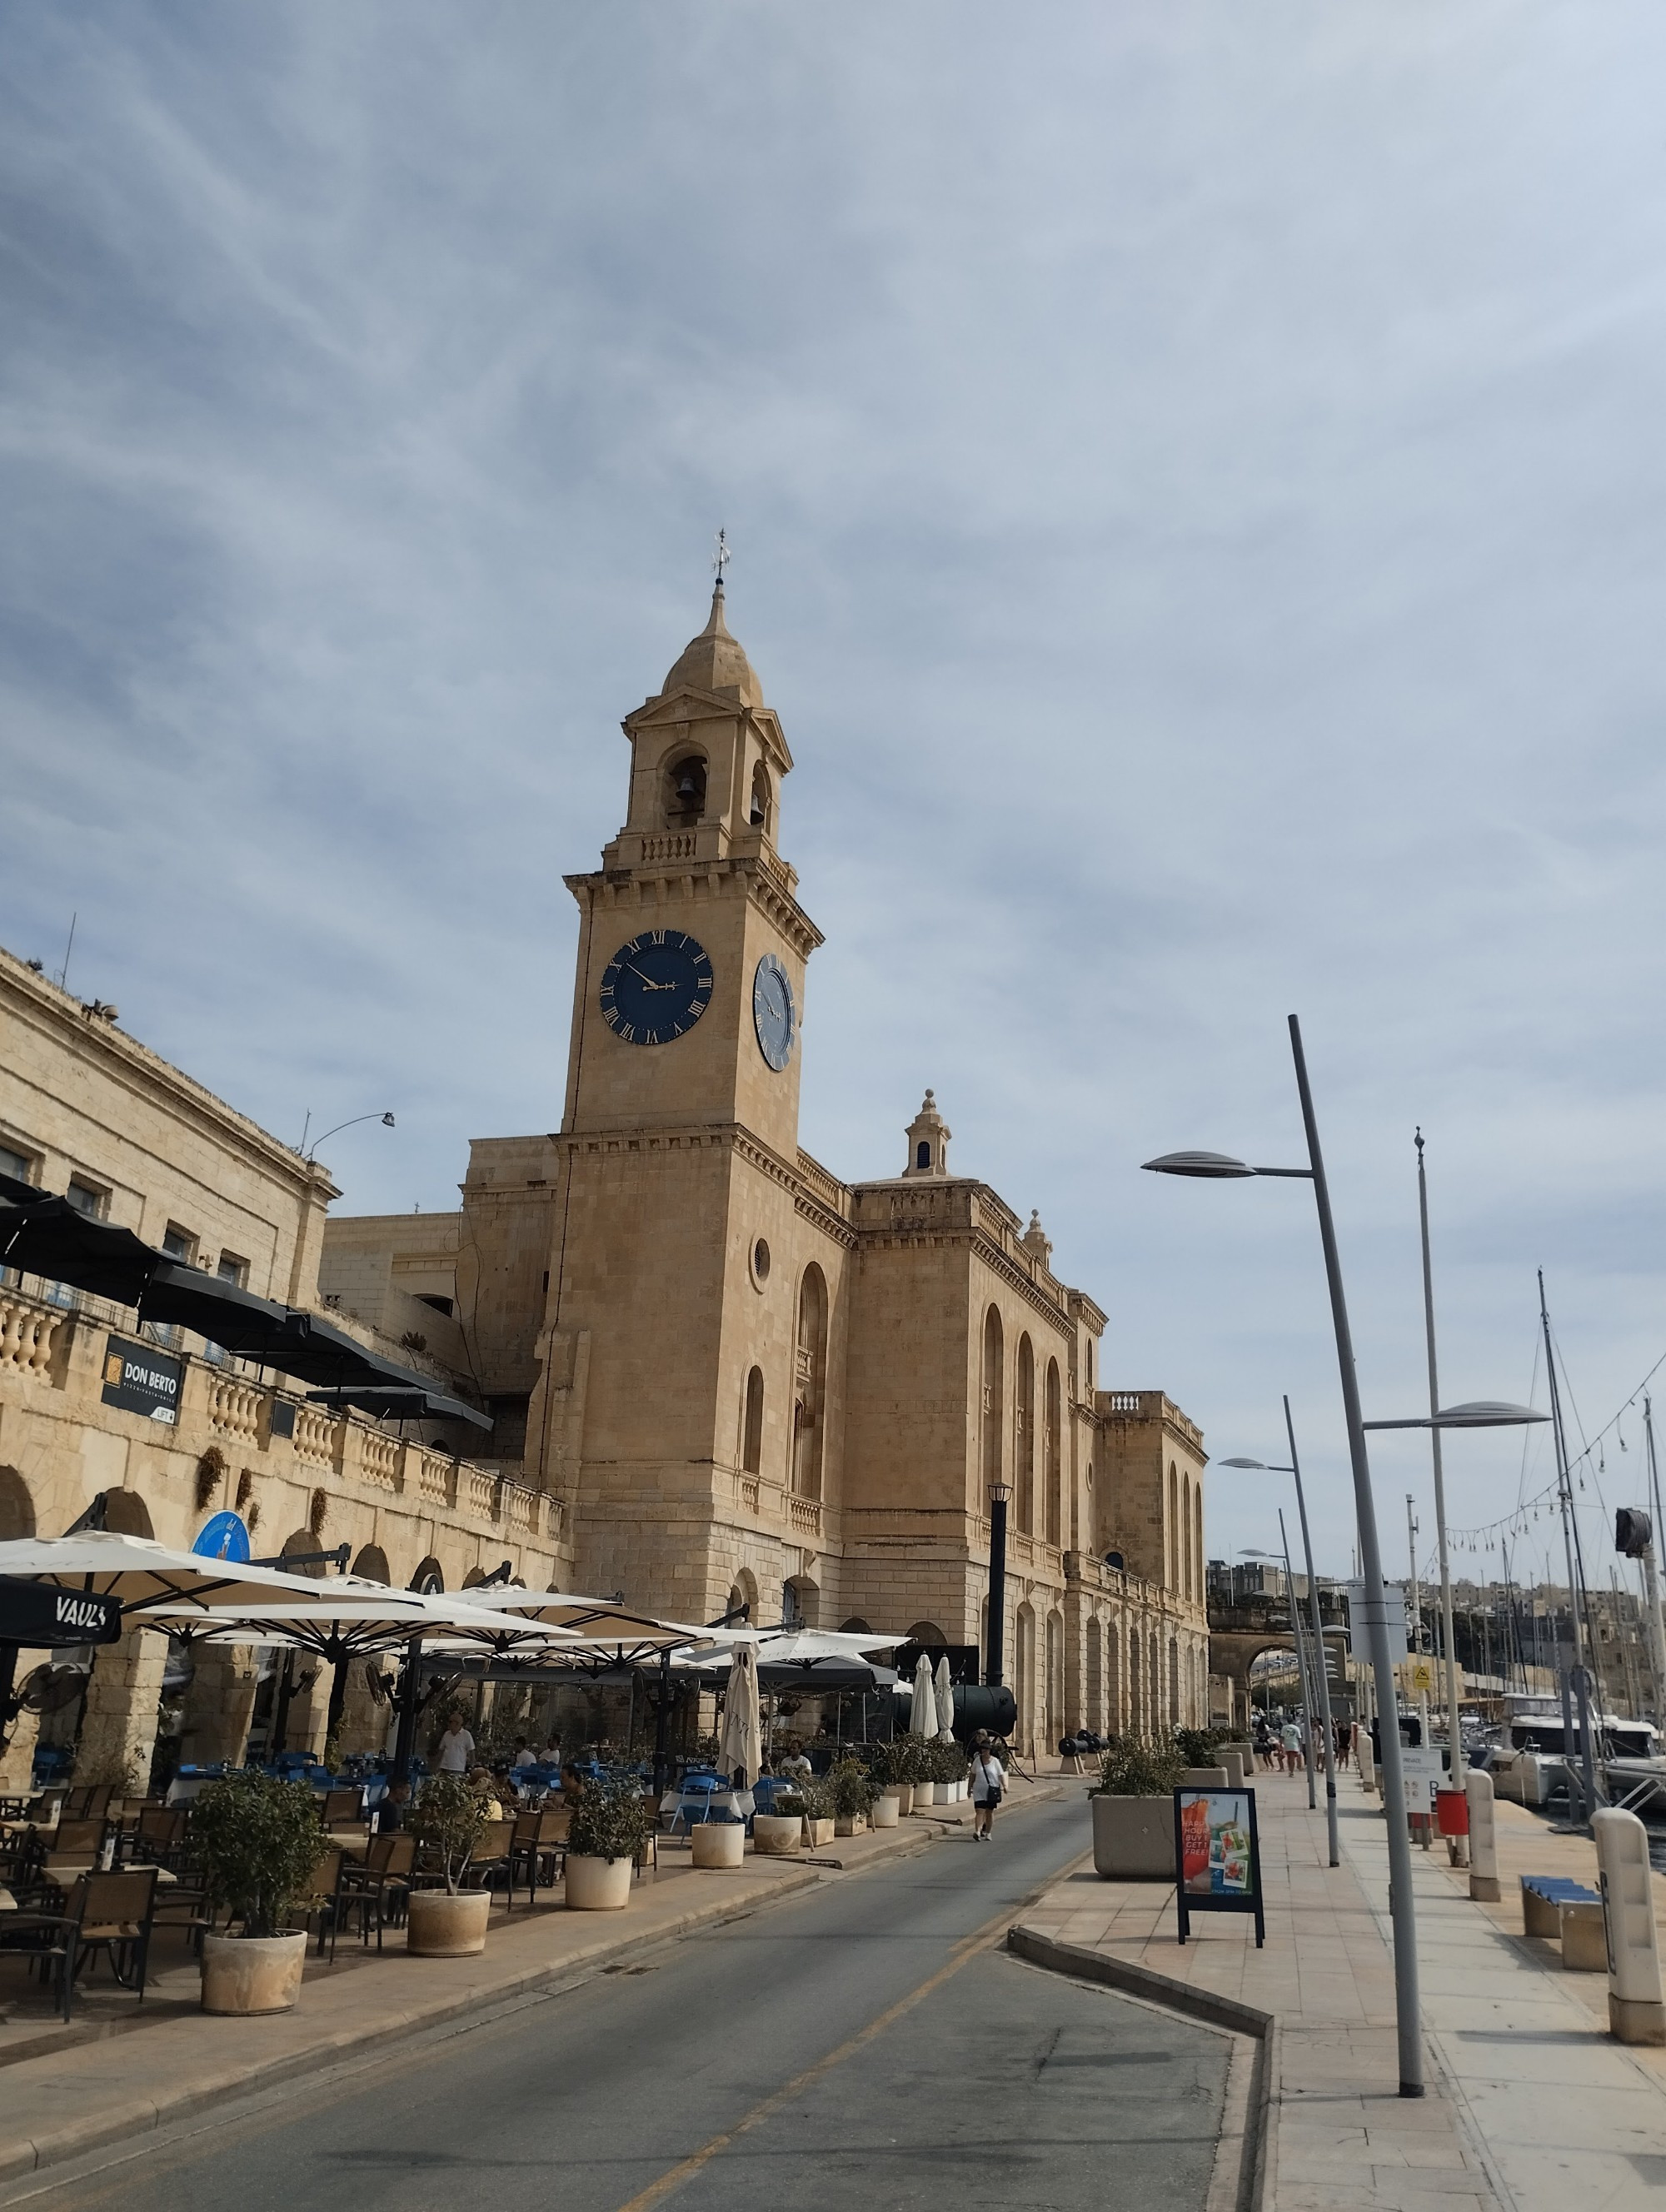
(1173, 1786), (1265, 1948)
(192, 1512), (251, 1563)
(101, 1334), (183, 1425)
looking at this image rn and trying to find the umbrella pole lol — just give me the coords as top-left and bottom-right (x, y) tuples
(271, 1652), (295, 1756)
(326, 1650), (350, 1759)
(391, 1636), (421, 1788)
(652, 1648), (671, 1800)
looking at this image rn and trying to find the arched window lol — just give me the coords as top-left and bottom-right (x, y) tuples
(410, 1556), (444, 1595)
(742, 1367), (764, 1476)
(1085, 1338), (1094, 1389)
(980, 1307), (1005, 1497)
(0, 1466), (37, 1541)
(1169, 1636), (1180, 1726)
(727, 1567), (759, 1623)
(1045, 1359), (1062, 1548)
(1168, 1462), (1180, 1590)
(916, 1141), (930, 1169)
(1194, 1485), (1205, 1603)
(905, 1619), (947, 1647)
(1015, 1333), (1035, 1533)
(1106, 1617), (1122, 1733)
(352, 1546), (391, 1585)
(1086, 1617), (1104, 1733)
(1182, 1477), (1194, 1605)
(792, 1267), (829, 1497)
(749, 760), (773, 830)
(1045, 1611), (1062, 1746)
(1128, 1627), (1142, 1736)
(665, 751), (707, 829)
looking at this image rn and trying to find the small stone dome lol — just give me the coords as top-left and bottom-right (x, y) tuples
(661, 583), (762, 707)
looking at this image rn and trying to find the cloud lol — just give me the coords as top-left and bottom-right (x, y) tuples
(5, 2), (1666, 1583)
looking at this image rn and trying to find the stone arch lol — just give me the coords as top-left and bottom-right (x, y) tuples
(410, 1555), (445, 1595)
(1182, 1476), (1194, 1603)
(1085, 1616), (1103, 1733)
(1045, 1360), (1062, 1548)
(1015, 1333), (1035, 1533)
(749, 758), (773, 832)
(784, 1573), (819, 1630)
(1169, 1635), (1180, 1727)
(1167, 1462), (1180, 1589)
(741, 1366), (765, 1476)
(905, 1619), (947, 1646)
(102, 1489), (153, 1538)
(980, 1306), (1005, 1498)
(664, 749), (708, 829)
(352, 1545), (391, 1584)
(726, 1566), (760, 1623)
(1150, 1632), (1162, 1736)
(840, 1617), (873, 1633)
(1127, 1625), (1142, 1736)
(1105, 1616), (1122, 1733)
(281, 1527), (326, 1579)
(1194, 1485), (1205, 1603)
(0, 1465), (36, 1541)
(1014, 1602), (1036, 1751)
(793, 1264), (829, 1499)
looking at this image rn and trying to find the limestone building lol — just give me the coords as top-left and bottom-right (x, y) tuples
(324, 585), (1210, 1751)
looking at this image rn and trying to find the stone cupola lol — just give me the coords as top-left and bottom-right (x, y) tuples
(903, 1090), (950, 1178)
(1021, 1209), (1053, 1269)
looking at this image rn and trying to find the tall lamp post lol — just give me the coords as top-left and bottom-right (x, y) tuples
(1222, 1395), (1340, 1867)
(985, 1482), (1010, 1687)
(1143, 1011), (1544, 2099)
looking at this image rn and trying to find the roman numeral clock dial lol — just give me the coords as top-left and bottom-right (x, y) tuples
(599, 930), (714, 1047)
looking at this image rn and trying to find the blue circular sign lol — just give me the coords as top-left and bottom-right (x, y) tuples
(192, 1511), (251, 1563)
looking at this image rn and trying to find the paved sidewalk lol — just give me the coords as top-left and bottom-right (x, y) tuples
(1014, 1766), (1666, 2212)
(0, 1780), (1058, 2184)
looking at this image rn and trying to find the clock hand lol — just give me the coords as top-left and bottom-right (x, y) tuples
(625, 964), (661, 989)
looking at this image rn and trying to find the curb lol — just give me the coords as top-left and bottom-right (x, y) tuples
(0, 1782), (1067, 2185)
(1005, 1924), (1277, 2212)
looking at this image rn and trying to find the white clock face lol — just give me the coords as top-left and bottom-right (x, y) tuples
(752, 954), (796, 1071)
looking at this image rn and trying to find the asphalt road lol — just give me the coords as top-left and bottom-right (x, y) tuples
(14, 1793), (1229, 2212)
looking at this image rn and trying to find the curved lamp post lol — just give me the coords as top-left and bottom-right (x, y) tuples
(1222, 1397), (1339, 1866)
(300, 1109), (396, 1162)
(1142, 1013), (1543, 2100)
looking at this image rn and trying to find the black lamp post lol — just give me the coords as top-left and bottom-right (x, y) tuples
(985, 1482), (1010, 1686)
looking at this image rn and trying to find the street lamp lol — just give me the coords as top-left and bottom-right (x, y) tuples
(1242, 1529), (1323, 1815)
(300, 1109), (396, 1161)
(985, 1482), (1010, 1689)
(1143, 1011), (1503, 2099)
(1221, 1396), (1340, 1866)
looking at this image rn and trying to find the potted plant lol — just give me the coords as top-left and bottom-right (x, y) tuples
(902, 1738), (940, 1807)
(752, 1781), (805, 1856)
(1090, 1738), (1187, 1880)
(829, 1756), (876, 1837)
(565, 1775), (651, 1908)
(799, 1775), (835, 1848)
(405, 1774), (494, 1954)
(932, 1741), (968, 1803)
(191, 1769), (326, 2015)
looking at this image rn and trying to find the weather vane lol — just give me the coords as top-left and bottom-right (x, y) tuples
(712, 527), (732, 587)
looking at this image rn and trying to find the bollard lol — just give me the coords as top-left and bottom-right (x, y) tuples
(1465, 1768), (1501, 1902)
(1357, 1727), (1377, 1797)
(1593, 1808), (1666, 2045)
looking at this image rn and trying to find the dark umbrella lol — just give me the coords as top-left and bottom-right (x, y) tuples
(0, 1196), (160, 1306)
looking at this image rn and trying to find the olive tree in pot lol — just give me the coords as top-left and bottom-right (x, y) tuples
(191, 1770), (326, 2015)
(406, 1775), (494, 1955)
(566, 1776), (651, 1909)
(1090, 1739), (1187, 1881)
(866, 1741), (912, 1819)
(829, 1756), (876, 1837)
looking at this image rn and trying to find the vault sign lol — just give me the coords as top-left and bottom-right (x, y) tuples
(101, 1334), (183, 1425)
(0, 1577), (123, 1647)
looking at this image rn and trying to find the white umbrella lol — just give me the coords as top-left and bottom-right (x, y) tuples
(910, 1650), (936, 1738)
(448, 1588), (719, 1657)
(0, 1531), (353, 1618)
(716, 1643), (762, 1786)
(935, 1654), (957, 1743)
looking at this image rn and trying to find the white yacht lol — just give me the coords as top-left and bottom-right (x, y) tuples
(1484, 1695), (1660, 1806)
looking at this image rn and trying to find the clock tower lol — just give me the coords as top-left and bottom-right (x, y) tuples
(559, 580), (821, 1159)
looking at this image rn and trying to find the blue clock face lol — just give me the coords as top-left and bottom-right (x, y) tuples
(600, 929), (714, 1047)
(752, 954), (796, 1071)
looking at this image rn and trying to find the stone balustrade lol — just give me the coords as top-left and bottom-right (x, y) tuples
(358, 1428), (399, 1491)
(207, 1375), (264, 1442)
(412, 1447), (453, 1505)
(292, 1403), (342, 1467)
(788, 1494), (821, 1536)
(0, 1288), (63, 1378)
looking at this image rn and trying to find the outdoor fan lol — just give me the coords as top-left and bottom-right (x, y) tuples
(364, 1661), (397, 1706)
(6, 1663), (87, 1724)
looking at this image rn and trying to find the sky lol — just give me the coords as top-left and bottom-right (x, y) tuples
(5, 3), (1666, 1592)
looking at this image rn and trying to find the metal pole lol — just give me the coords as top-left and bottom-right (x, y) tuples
(985, 1488), (1009, 1686)
(1280, 1507), (1319, 1809)
(390, 1635), (421, 1787)
(1286, 1396), (1340, 1866)
(1289, 1014), (1424, 2097)
(1539, 1273), (1588, 1677)
(1645, 1402), (1666, 1726)
(1416, 1133), (1464, 1794)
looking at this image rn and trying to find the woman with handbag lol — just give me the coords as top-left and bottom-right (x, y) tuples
(969, 1731), (1005, 1841)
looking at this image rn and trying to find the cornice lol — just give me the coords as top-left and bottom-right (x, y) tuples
(553, 1118), (857, 1251)
(564, 861), (823, 963)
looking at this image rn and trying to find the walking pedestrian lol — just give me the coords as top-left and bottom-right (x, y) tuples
(1280, 1717), (1303, 1775)
(969, 1732), (1005, 1841)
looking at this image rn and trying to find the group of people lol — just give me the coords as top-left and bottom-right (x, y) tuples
(1252, 1713), (1354, 1775)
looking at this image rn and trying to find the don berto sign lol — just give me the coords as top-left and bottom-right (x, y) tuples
(0, 1577), (123, 1648)
(101, 1334), (183, 1425)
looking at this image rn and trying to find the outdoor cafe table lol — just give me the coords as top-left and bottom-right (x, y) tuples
(42, 1858), (177, 1889)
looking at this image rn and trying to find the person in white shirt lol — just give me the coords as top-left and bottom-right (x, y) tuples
(511, 1738), (537, 1771)
(1280, 1720), (1303, 1776)
(436, 1711), (476, 1776)
(969, 1733), (1005, 1841)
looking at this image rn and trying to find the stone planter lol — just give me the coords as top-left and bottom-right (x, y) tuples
(200, 1931), (307, 2016)
(1180, 1767), (1229, 1789)
(564, 1854), (633, 1910)
(834, 1812), (866, 1837)
(804, 1817), (835, 1848)
(1090, 1793), (1176, 1881)
(751, 1813), (803, 1856)
(871, 1793), (900, 1828)
(407, 1888), (491, 1956)
(691, 1821), (746, 1869)
(914, 1781), (940, 1808)
(892, 1782), (914, 1816)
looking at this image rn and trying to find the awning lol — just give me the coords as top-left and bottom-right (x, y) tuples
(0, 1198), (490, 1432)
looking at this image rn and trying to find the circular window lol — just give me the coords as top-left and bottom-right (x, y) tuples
(751, 1238), (771, 1288)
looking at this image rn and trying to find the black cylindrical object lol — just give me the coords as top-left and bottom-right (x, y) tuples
(985, 1491), (1008, 1686)
(952, 1684), (1017, 1741)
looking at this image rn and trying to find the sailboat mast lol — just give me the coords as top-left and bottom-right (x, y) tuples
(1539, 1269), (1585, 1681)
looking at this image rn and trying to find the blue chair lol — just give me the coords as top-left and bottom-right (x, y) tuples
(666, 1773), (725, 1834)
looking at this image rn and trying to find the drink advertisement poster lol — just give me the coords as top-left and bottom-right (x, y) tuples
(1173, 1787), (1265, 1946)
